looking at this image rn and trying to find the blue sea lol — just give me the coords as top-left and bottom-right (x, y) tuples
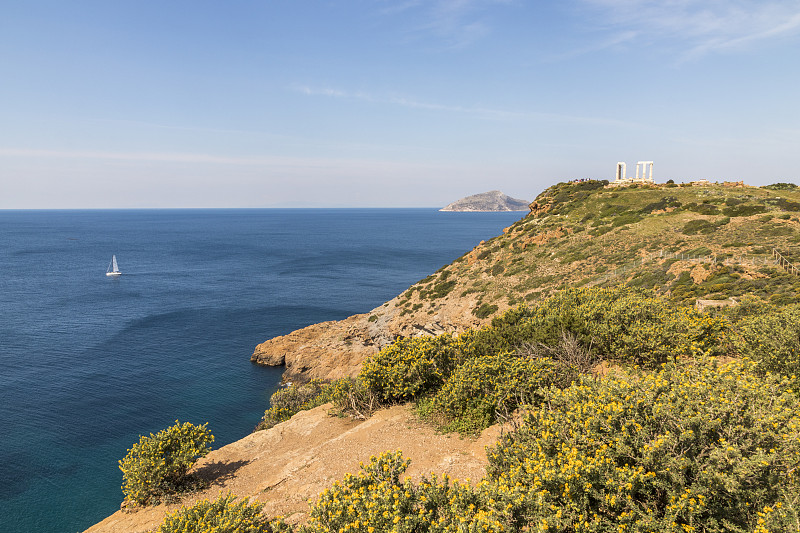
(0, 208), (522, 533)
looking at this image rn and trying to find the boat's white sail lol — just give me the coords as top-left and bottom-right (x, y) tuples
(106, 255), (121, 276)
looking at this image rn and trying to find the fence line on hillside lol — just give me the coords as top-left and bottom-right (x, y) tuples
(774, 249), (800, 276)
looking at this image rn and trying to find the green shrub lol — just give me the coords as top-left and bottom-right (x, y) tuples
(684, 202), (720, 215)
(430, 279), (457, 299)
(258, 378), (383, 429)
(611, 212), (642, 227)
(682, 219), (716, 235)
(523, 287), (728, 366)
(257, 380), (335, 431)
(459, 305), (540, 358)
(485, 359), (800, 532)
(627, 268), (671, 290)
(158, 493), (275, 533)
(774, 197), (800, 211)
(119, 421), (214, 505)
(763, 182), (798, 190)
(722, 204), (768, 217)
(640, 196), (681, 214)
(473, 303), (499, 319)
(733, 304), (800, 393)
(431, 352), (557, 434)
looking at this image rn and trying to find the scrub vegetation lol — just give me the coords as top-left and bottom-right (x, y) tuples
(243, 285), (800, 531)
(394, 180), (800, 317)
(120, 181), (800, 531)
(119, 421), (214, 506)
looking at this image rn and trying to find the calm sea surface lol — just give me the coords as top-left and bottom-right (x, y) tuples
(0, 208), (522, 533)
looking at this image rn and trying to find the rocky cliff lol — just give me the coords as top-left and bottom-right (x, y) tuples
(251, 284), (492, 383)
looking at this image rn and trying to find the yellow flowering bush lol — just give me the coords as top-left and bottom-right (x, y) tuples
(158, 493), (276, 533)
(732, 304), (800, 393)
(119, 420), (214, 505)
(485, 359), (800, 532)
(294, 451), (509, 532)
(360, 335), (462, 402)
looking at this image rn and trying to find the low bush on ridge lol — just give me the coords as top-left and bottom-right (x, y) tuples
(119, 421), (214, 506)
(257, 378), (382, 431)
(158, 493), (278, 533)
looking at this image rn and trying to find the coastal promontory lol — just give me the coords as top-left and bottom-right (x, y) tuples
(88, 180), (800, 532)
(440, 190), (529, 211)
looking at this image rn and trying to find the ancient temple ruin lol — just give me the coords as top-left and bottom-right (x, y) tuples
(610, 161), (654, 186)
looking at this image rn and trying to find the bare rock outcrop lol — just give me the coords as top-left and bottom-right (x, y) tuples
(251, 315), (378, 383)
(251, 293), (490, 383)
(85, 404), (502, 532)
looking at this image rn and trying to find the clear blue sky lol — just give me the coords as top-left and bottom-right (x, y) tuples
(2, 1), (799, 208)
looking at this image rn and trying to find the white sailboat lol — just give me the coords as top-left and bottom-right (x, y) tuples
(106, 255), (122, 277)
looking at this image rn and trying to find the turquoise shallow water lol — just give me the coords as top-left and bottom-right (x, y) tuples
(0, 208), (522, 533)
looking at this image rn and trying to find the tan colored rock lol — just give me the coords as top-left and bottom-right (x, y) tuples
(528, 200), (552, 217)
(251, 291), (492, 383)
(85, 404), (503, 532)
(251, 315), (377, 383)
(690, 264), (712, 283)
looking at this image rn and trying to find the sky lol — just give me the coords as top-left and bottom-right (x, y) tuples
(1, 0), (799, 208)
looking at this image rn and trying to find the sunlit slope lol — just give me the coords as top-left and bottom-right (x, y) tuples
(394, 181), (800, 319)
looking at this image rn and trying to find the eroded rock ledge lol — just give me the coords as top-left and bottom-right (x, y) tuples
(250, 315), (377, 383)
(250, 293), (489, 383)
(85, 404), (501, 533)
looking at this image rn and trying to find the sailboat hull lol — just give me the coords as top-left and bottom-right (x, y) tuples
(106, 272), (122, 277)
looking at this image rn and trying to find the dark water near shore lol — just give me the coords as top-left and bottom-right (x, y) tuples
(0, 208), (522, 533)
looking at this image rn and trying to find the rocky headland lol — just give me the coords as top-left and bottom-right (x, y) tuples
(250, 276), (496, 383)
(440, 190), (529, 211)
(88, 180), (800, 532)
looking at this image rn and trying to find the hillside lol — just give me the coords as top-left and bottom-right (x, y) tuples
(90, 179), (800, 532)
(253, 180), (800, 383)
(440, 190), (529, 211)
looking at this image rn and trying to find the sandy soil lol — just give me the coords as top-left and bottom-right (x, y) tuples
(85, 404), (503, 533)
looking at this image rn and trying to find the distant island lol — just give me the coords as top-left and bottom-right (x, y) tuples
(440, 190), (529, 212)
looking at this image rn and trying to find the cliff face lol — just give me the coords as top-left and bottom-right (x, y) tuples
(251, 289), (490, 382)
